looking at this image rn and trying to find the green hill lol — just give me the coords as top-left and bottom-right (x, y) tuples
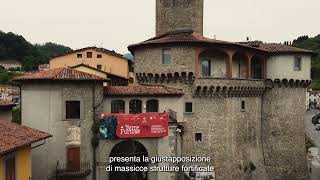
(0, 31), (72, 71)
(291, 35), (320, 89)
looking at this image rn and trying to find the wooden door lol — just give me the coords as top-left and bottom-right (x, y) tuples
(6, 157), (15, 180)
(67, 146), (80, 171)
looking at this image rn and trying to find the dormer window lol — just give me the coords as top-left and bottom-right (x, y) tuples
(294, 56), (302, 71)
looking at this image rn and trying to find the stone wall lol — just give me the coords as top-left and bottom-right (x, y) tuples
(262, 85), (308, 180)
(156, 0), (204, 36)
(183, 96), (267, 180)
(134, 46), (196, 75)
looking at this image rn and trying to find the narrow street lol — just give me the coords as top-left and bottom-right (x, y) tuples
(305, 109), (320, 147)
(305, 109), (320, 179)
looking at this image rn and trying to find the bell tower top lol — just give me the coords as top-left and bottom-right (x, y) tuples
(156, 0), (204, 36)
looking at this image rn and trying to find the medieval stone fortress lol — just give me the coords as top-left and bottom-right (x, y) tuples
(3, 0), (314, 180)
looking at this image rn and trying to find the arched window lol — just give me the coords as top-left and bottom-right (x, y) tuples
(111, 100), (125, 114)
(146, 99), (159, 113)
(129, 99), (142, 114)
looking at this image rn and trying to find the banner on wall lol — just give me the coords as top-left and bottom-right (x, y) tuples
(98, 113), (169, 139)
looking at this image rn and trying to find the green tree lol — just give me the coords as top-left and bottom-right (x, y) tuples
(0, 30), (73, 71)
(0, 65), (6, 73)
(12, 107), (21, 125)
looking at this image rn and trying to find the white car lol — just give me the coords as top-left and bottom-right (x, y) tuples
(316, 124), (320, 130)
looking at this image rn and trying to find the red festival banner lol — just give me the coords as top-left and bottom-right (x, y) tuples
(99, 113), (169, 138)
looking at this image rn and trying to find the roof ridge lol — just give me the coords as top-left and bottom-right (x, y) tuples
(49, 46), (127, 61)
(14, 67), (107, 81)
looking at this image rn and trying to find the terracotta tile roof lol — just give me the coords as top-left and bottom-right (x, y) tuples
(0, 120), (51, 155)
(128, 29), (266, 53)
(239, 41), (314, 54)
(128, 30), (314, 55)
(104, 85), (184, 96)
(71, 64), (126, 80)
(50, 46), (129, 61)
(14, 68), (107, 81)
(258, 43), (314, 54)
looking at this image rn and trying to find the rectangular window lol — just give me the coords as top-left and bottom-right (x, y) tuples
(195, 133), (202, 142)
(294, 57), (302, 71)
(162, 49), (172, 64)
(5, 157), (15, 180)
(97, 54), (102, 58)
(77, 54), (82, 58)
(97, 65), (102, 70)
(87, 52), (93, 58)
(201, 59), (211, 76)
(185, 102), (193, 113)
(241, 101), (246, 111)
(67, 146), (80, 171)
(66, 101), (80, 119)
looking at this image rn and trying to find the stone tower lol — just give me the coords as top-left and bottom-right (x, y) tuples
(156, 0), (204, 36)
(262, 80), (309, 179)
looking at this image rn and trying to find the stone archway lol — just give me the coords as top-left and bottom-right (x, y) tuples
(198, 49), (228, 78)
(109, 140), (148, 180)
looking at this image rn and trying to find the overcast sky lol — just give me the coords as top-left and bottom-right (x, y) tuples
(0, 0), (319, 54)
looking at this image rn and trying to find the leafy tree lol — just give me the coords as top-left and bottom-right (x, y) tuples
(0, 65), (6, 73)
(12, 107), (21, 125)
(0, 31), (73, 71)
(0, 72), (19, 84)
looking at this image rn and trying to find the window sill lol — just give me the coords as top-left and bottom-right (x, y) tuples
(184, 112), (194, 115)
(62, 119), (82, 121)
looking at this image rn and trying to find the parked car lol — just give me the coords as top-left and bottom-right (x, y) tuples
(316, 124), (320, 130)
(312, 113), (320, 125)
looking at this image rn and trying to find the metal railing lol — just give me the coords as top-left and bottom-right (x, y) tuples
(56, 161), (91, 177)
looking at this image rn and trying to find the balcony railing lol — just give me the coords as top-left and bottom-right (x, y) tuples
(56, 161), (91, 177)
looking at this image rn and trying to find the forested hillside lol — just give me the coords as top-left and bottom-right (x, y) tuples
(0, 31), (72, 71)
(291, 35), (320, 89)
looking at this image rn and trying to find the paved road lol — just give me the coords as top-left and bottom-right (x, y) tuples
(305, 109), (320, 147)
(305, 109), (320, 180)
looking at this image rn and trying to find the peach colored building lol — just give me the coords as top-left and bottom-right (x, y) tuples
(49, 47), (129, 79)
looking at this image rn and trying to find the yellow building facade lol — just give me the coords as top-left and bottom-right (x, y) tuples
(0, 120), (51, 180)
(72, 64), (108, 79)
(0, 146), (31, 180)
(50, 47), (129, 79)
